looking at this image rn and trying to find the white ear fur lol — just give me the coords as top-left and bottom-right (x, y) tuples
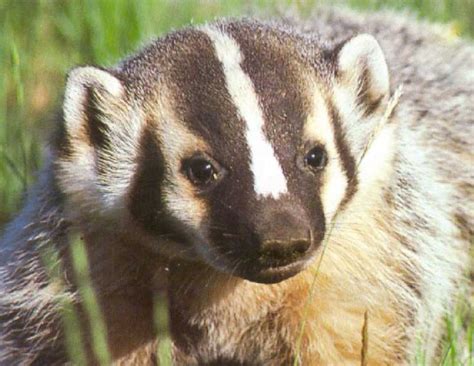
(58, 67), (136, 215)
(337, 34), (390, 109)
(63, 66), (124, 136)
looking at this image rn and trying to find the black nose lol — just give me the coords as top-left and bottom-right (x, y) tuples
(259, 238), (311, 267)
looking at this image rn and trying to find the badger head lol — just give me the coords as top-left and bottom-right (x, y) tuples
(55, 20), (392, 284)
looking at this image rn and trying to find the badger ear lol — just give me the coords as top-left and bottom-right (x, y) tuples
(335, 34), (390, 114)
(63, 66), (125, 147)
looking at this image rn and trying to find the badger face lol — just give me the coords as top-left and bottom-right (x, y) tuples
(57, 21), (390, 284)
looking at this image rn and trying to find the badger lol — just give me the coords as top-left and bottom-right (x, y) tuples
(0, 6), (472, 366)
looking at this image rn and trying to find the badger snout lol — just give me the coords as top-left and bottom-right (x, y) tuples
(254, 201), (315, 266)
(258, 237), (312, 267)
(235, 200), (322, 283)
(200, 195), (325, 284)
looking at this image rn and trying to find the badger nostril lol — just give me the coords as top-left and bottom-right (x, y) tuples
(291, 239), (311, 255)
(265, 243), (288, 261)
(259, 239), (311, 266)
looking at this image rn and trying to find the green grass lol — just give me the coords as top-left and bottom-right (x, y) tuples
(41, 243), (88, 365)
(0, 0), (472, 365)
(439, 293), (474, 366)
(154, 296), (173, 365)
(69, 236), (112, 365)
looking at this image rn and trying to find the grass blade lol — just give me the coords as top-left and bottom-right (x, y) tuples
(70, 235), (112, 366)
(40, 245), (87, 366)
(154, 295), (172, 366)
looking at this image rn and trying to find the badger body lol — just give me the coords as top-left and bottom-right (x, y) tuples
(0, 7), (472, 365)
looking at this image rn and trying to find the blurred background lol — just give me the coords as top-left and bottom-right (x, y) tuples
(0, 0), (473, 226)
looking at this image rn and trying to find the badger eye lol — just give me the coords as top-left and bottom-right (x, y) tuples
(184, 156), (218, 186)
(304, 146), (328, 171)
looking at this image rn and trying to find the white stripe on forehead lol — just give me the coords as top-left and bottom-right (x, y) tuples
(202, 26), (288, 199)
